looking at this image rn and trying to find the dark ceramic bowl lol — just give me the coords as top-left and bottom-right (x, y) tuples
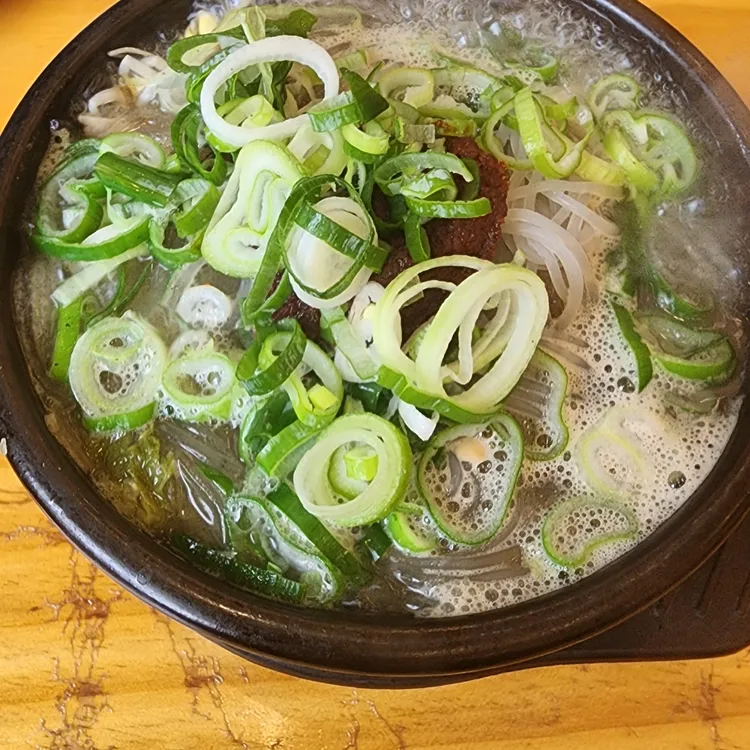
(1, 0), (750, 688)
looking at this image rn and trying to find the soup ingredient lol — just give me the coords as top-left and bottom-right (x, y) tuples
(611, 301), (653, 392)
(171, 534), (305, 601)
(503, 348), (569, 461)
(293, 413), (412, 526)
(542, 496), (638, 568)
(418, 415), (523, 545)
(69, 313), (167, 431)
(373, 257), (549, 420)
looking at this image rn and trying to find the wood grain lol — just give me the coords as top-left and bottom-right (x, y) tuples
(2, 1), (750, 748)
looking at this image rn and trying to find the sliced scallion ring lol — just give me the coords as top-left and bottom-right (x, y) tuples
(264, 483), (364, 579)
(293, 414), (412, 527)
(239, 318), (307, 396)
(99, 132), (167, 169)
(377, 67), (435, 109)
(374, 151), (473, 197)
(417, 415), (524, 545)
(504, 349), (569, 461)
(373, 257), (549, 417)
(35, 149), (104, 245)
(384, 509), (437, 554)
(200, 36), (340, 149)
(51, 244), (147, 308)
(162, 350), (237, 422)
(69, 313), (167, 431)
(515, 87), (591, 179)
(271, 174), (382, 308)
(201, 139), (304, 278)
(257, 419), (323, 477)
(35, 215), (151, 262)
(288, 121), (347, 176)
(172, 104), (229, 185)
(655, 339), (735, 381)
(258, 330), (343, 427)
(588, 74), (641, 121)
(543, 496), (638, 568)
(225, 495), (341, 603)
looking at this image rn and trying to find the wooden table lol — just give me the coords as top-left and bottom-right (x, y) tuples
(2, 1), (750, 747)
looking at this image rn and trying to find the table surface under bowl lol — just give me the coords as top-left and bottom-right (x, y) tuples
(2, 0), (750, 748)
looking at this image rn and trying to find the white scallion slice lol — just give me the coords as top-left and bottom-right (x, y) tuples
(293, 414), (412, 527)
(69, 313), (167, 431)
(200, 36), (340, 149)
(161, 350), (237, 422)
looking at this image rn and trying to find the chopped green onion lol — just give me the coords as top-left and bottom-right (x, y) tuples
(655, 340), (735, 381)
(504, 349), (569, 461)
(35, 215), (151, 262)
(588, 74), (641, 121)
(239, 318), (307, 396)
(344, 445), (379, 481)
(635, 312), (723, 358)
(341, 121), (389, 157)
(50, 298), (84, 382)
(404, 213), (430, 262)
(202, 139), (303, 279)
(264, 483), (364, 578)
(515, 87), (591, 179)
(173, 179), (221, 238)
(601, 109), (697, 195)
(293, 414), (412, 527)
(162, 351), (237, 422)
(171, 535), (304, 601)
(83, 260), (152, 330)
(384, 510), (437, 554)
(340, 66), (389, 120)
(308, 91), (363, 131)
(418, 416), (524, 545)
(374, 151), (473, 196)
(35, 149), (104, 245)
(167, 30), (244, 74)
(611, 302), (653, 392)
(542, 497), (638, 568)
(51, 244), (146, 308)
(361, 523), (393, 559)
(320, 305), (380, 381)
(68, 313), (167, 431)
(238, 390), (297, 464)
(149, 216), (202, 268)
(374, 257), (549, 418)
(225, 495), (341, 603)
(257, 419), (323, 477)
(94, 152), (181, 207)
(171, 104), (229, 185)
(271, 174), (382, 304)
(377, 67), (435, 108)
(405, 195), (491, 219)
(99, 132), (166, 169)
(259, 331), (343, 427)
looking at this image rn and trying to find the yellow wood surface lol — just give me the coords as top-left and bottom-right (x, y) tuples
(2, 1), (750, 748)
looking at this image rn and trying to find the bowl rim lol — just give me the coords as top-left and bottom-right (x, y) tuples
(1, 0), (750, 685)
